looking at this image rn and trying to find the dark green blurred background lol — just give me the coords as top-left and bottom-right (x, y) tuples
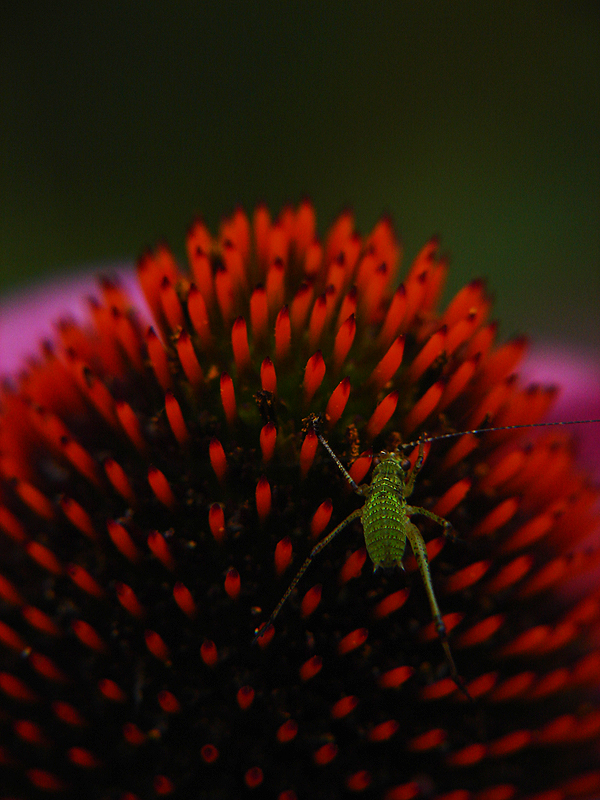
(1, 2), (598, 350)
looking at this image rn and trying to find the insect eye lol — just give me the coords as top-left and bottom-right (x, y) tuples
(400, 459), (411, 472)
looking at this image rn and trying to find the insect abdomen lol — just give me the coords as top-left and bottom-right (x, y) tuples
(362, 476), (406, 569)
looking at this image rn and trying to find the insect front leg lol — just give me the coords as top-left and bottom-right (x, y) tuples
(404, 520), (471, 700)
(253, 508), (363, 643)
(403, 435), (427, 497)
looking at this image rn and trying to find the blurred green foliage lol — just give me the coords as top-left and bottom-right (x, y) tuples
(1, 2), (598, 348)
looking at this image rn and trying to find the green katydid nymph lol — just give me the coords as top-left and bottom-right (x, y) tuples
(254, 413), (600, 700)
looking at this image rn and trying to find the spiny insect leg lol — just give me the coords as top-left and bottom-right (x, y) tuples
(253, 508), (363, 643)
(406, 504), (455, 541)
(308, 413), (365, 496)
(404, 521), (471, 700)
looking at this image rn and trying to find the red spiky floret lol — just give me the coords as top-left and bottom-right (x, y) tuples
(0, 202), (599, 799)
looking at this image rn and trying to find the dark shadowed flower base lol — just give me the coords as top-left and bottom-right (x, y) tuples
(1, 204), (599, 799)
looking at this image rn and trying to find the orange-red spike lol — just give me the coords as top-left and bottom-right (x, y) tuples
(26, 541), (62, 575)
(300, 427), (318, 478)
(456, 615), (505, 648)
(0, 574), (24, 605)
(98, 678), (127, 702)
(250, 285), (269, 343)
(209, 437), (227, 483)
(67, 564), (105, 599)
(165, 392), (189, 445)
(114, 310), (145, 372)
(76, 367), (119, 429)
(408, 327), (447, 382)
(332, 315), (356, 373)
(29, 652), (68, 682)
(259, 422), (277, 462)
(365, 390), (399, 440)
(369, 336), (405, 390)
(275, 306), (291, 362)
(209, 503), (226, 543)
(472, 497), (519, 539)
(158, 690), (180, 714)
(339, 548), (367, 584)
(266, 260), (285, 314)
(479, 336), (529, 387)
(145, 629), (170, 663)
(438, 355), (480, 411)
(104, 458), (136, 505)
(175, 330), (203, 390)
(224, 567), (241, 600)
(200, 744), (219, 763)
(0, 672), (38, 702)
(290, 282), (314, 334)
(107, 520), (141, 563)
(14, 718), (48, 745)
(153, 775), (175, 795)
(338, 627), (368, 655)
(300, 655), (323, 681)
(313, 743), (338, 766)
(27, 768), (68, 791)
(277, 719), (299, 743)
(331, 695), (359, 719)
(60, 437), (101, 487)
(408, 728), (447, 752)
(220, 372), (237, 424)
(187, 284), (213, 350)
(186, 219), (212, 275)
(445, 561), (491, 594)
(362, 262), (389, 323)
(445, 743), (487, 767)
(325, 378), (351, 429)
(442, 433), (479, 470)
(245, 767), (264, 790)
(22, 606), (61, 637)
(310, 499), (333, 539)
(432, 478), (471, 518)
(260, 356), (277, 395)
(148, 466), (176, 508)
(122, 722), (147, 745)
(301, 584), (322, 617)
(236, 685), (254, 710)
(378, 666), (415, 689)
(303, 351), (326, 405)
(485, 556), (533, 594)
(215, 266), (236, 326)
(173, 582), (197, 618)
(146, 327), (172, 390)
(294, 200), (316, 256)
(256, 476), (272, 523)
(403, 381), (444, 434)
(308, 293), (328, 351)
(17, 481), (55, 520)
(116, 401), (147, 454)
(0, 505), (28, 542)
(147, 531), (175, 571)
(115, 582), (145, 619)
(222, 241), (248, 294)
(201, 638), (218, 667)
(335, 286), (357, 333)
(349, 450), (373, 484)
(373, 588), (410, 620)
(231, 316), (251, 375)
(369, 720), (400, 742)
(60, 496), (97, 540)
(0, 620), (27, 651)
(378, 285), (407, 347)
(52, 700), (86, 726)
(159, 277), (184, 331)
(275, 536), (293, 576)
(253, 204), (271, 270)
(72, 619), (107, 653)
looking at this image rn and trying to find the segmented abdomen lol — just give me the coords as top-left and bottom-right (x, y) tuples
(361, 479), (406, 569)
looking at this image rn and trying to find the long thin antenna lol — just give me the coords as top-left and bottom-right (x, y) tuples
(402, 418), (600, 450)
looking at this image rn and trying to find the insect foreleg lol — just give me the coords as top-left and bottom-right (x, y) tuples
(253, 508), (363, 642)
(403, 436), (426, 497)
(404, 521), (471, 700)
(309, 414), (365, 496)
